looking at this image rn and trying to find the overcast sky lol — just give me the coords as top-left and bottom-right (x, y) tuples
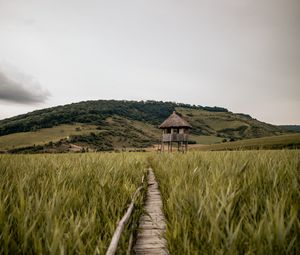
(0, 0), (299, 124)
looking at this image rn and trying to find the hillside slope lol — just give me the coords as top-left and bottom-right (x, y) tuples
(0, 100), (285, 152)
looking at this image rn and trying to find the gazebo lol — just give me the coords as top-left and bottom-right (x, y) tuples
(159, 111), (192, 152)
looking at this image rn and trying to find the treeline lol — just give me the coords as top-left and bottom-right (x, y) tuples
(0, 100), (228, 136)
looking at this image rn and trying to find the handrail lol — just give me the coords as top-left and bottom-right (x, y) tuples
(162, 133), (189, 142)
(106, 174), (145, 255)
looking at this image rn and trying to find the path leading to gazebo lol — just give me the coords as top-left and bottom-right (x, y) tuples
(133, 169), (169, 254)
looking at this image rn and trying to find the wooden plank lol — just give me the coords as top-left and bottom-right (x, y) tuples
(133, 169), (169, 254)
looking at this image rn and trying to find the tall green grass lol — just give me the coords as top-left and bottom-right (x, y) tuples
(1, 151), (299, 254)
(0, 153), (146, 254)
(151, 151), (300, 254)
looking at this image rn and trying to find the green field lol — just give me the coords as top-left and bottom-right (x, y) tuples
(189, 134), (224, 144)
(0, 153), (146, 254)
(151, 151), (300, 254)
(0, 124), (99, 150)
(194, 133), (300, 151)
(0, 151), (299, 254)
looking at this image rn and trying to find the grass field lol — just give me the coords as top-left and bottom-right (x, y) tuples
(189, 134), (224, 144)
(0, 150), (299, 254)
(0, 153), (147, 254)
(151, 151), (300, 254)
(0, 124), (99, 150)
(193, 133), (300, 151)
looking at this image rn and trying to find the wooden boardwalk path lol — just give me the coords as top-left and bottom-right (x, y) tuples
(133, 169), (169, 255)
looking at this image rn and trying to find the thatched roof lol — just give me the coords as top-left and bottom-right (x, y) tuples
(159, 111), (192, 129)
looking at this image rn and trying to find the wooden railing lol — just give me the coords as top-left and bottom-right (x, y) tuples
(106, 174), (146, 255)
(162, 133), (188, 142)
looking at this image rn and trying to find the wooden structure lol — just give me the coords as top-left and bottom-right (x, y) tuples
(159, 111), (192, 152)
(133, 169), (168, 254)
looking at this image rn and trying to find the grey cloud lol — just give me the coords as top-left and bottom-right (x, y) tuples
(0, 69), (50, 104)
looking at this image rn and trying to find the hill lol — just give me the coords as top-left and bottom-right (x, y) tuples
(0, 100), (285, 153)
